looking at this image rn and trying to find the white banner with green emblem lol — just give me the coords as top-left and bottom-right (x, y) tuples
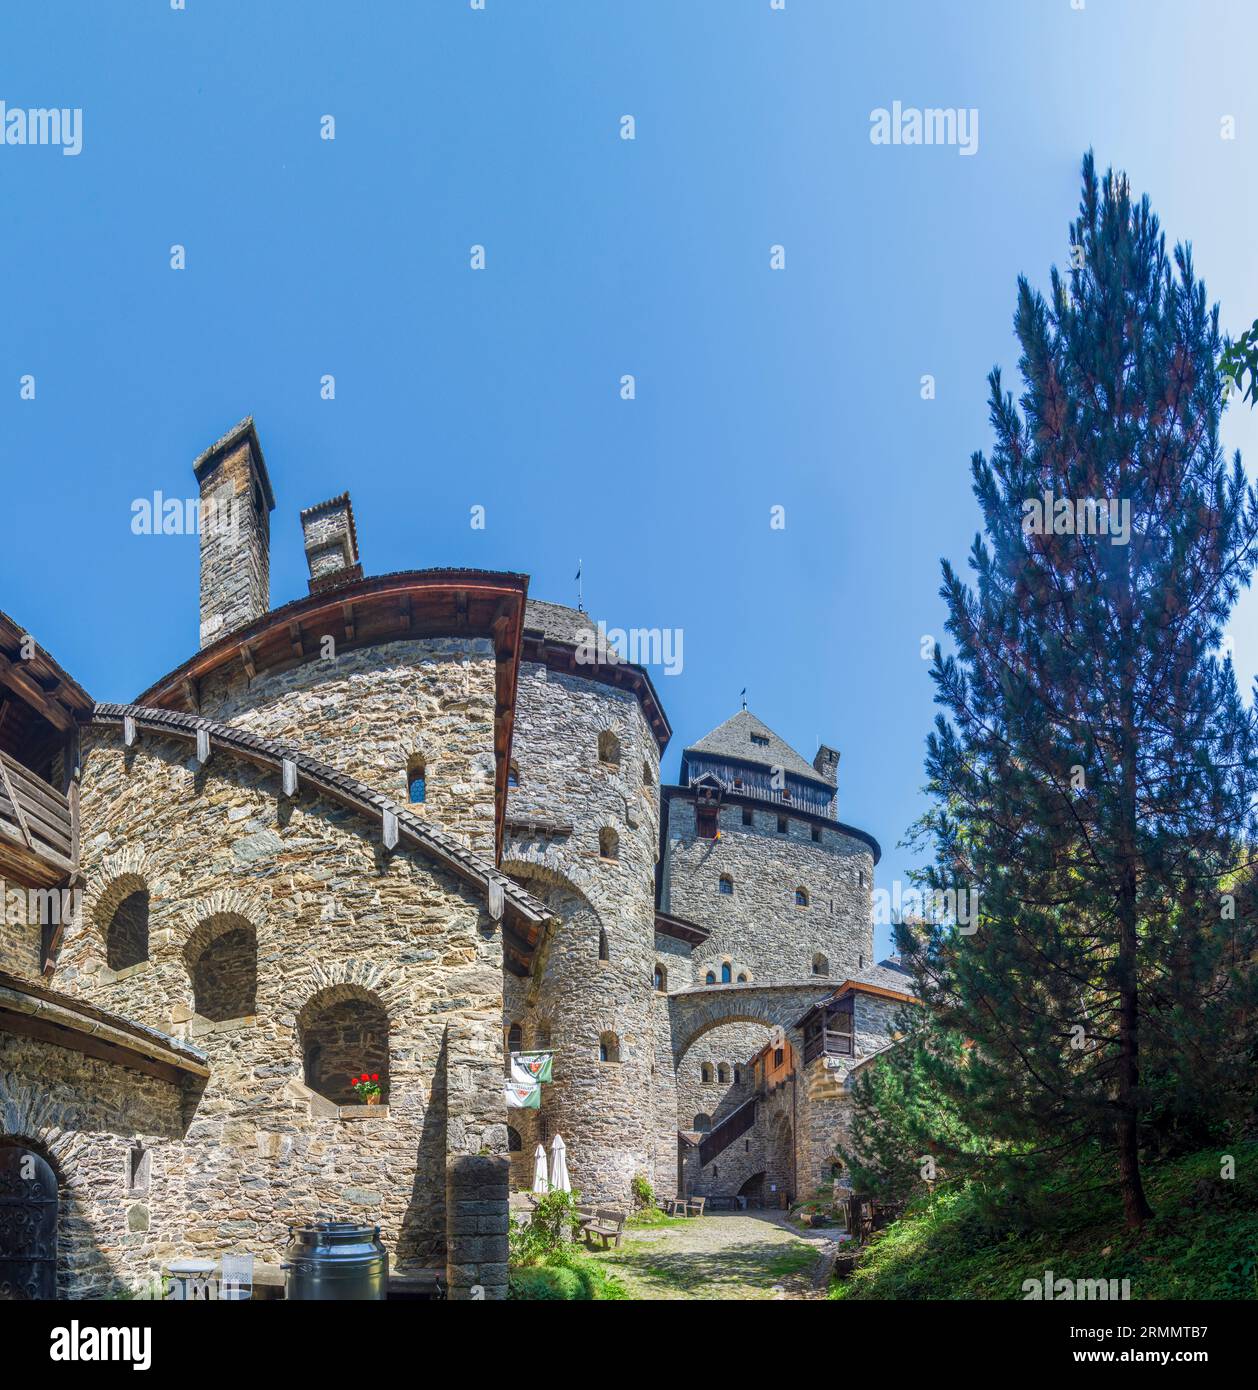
(510, 1051), (554, 1085)
(505, 1080), (541, 1110)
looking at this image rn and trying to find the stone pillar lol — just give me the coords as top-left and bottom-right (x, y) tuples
(445, 1154), (510, 1301)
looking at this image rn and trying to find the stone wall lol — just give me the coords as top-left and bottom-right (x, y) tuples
(675, 1018), (767, 1133)
(661, 797), (874, 984)
(194, 636), (500, 860)
(0, 1033), (188, 1298)
(49, 725), (506, 1281)
(0, 890), (40, 980)
(499, 654), (662, 1205)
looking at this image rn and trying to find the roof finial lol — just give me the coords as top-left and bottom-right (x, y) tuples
(575, 559), (584, 613)
(740, 687), (747, 712)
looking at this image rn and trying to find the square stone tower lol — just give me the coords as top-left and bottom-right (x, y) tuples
(192, 417), (276, 648)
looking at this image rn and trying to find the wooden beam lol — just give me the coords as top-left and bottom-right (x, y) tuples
(240, 642), (257, 680)
(0, 653), (71, 732)
(289, 622), (305, 658)
(342, 602), (356, 643)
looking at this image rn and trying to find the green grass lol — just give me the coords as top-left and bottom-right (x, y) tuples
(627, 1207), (693, 1229)
(508, 1250), (628, 1300)
(830, 1143), (1258, 1301)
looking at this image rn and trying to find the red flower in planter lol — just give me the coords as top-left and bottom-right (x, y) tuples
(371, 1074), (379, 1081)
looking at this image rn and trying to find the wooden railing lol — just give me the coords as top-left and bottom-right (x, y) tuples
(0, 749), (75, 886)
(803, 1028), (854, 1065)
(698, 1096), (757, 1167)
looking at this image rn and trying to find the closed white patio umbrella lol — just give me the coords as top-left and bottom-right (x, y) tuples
(549, 1133), (571, 1193)
(532, 1143), (549, 1195)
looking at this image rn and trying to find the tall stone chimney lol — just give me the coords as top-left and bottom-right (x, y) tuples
(192, 418), (276, 649)
(812, 744), (839, 785)
(300, 493), (362, 593)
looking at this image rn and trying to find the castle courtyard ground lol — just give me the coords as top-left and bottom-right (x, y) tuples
(588, 1212), (841, 1300)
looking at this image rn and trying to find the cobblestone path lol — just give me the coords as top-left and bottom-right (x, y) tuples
(588, 1211), (839, 1300)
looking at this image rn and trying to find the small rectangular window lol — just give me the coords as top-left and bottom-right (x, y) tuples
(811, 825), (821, 843)
(777, 816), (788, 834)
(751, 733), (769, 747)
(742, 808), (753, 827)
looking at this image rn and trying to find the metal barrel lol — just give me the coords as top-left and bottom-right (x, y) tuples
(282, 1218), (388, 1300)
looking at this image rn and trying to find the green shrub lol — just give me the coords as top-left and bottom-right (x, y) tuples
(630, 1174), (656, 1210)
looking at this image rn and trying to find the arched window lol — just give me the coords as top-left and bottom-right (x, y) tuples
(407, 757), (427, 804)
(718, 875), (733, 895)
(718, 1063), (731, 1084)
(721, 962), (732, 984)
(598, 730), (620, 765)
(795, 887), (809, 907)
(813, 952), (829, 976)
(507, 762), (519, 788)
(299, 987), (389, 1107)
(507, 1021), (523, 1052)
(701, 1062), (714, 1083)
(599, 828), (619, 860)
(599, 1031), (620, 1064)
(705, 971), (716, 985)
(737, 972), (748, 983)
(733, 1065), (742, 1084)
(694, 1113), (712, 1132)
(598, 928), (610, 962)
(106, 889), (149, 972)
(185, 914), (257, 1021)
(653, 963), (666, 991)
(507, 1125), (523, 1153)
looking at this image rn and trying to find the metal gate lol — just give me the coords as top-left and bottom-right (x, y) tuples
(0, 1145), (58, 1300)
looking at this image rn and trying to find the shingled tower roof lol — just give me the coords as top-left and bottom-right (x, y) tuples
(683, 709), (826, 785)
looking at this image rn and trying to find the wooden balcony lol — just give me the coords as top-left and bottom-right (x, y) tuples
(0, 748), (76, 887)
(802, 1028), (853, 1065)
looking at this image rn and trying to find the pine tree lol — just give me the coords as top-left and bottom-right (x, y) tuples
(908, 153), (1258, 1227)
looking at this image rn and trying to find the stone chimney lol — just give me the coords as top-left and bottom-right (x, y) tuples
(192, 418), (276, 649)
(300, 493), (362, 594)
(812, 744), (839, 785)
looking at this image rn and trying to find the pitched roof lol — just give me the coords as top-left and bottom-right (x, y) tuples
(684, 709), (825, 785)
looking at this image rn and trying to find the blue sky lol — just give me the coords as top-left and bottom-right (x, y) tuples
(2, 1), (1256, 959)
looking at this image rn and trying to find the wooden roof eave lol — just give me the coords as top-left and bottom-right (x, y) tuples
(0, 974), (209, 1084)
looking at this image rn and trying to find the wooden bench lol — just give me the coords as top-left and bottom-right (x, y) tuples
(686, 1197), (706, 1218)
(580, 1206), (627, 1249)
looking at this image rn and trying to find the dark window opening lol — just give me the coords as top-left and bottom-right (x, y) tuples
(697, 806), (718, 839)
(106, 889), (149, 972)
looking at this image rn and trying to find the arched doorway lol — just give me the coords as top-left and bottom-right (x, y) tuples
(0, 1142), (58, 1300)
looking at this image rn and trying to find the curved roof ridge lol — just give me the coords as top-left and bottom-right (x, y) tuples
(91, 702), (547, 925)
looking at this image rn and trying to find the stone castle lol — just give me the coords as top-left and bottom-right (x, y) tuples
(0, 418), (913, 1300)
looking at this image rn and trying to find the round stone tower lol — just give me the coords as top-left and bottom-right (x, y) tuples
(500, 601), (669, 1206)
